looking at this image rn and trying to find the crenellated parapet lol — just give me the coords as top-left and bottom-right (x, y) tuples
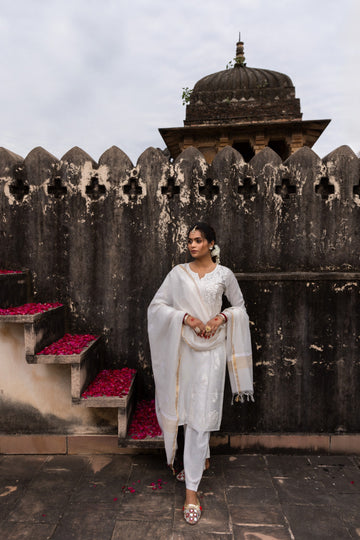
(2, 143), (358, 271)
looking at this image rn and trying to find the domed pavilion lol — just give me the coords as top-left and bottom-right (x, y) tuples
(159, 40), (330, 163)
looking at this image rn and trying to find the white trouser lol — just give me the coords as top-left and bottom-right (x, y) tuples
(183, 424), (210, 492)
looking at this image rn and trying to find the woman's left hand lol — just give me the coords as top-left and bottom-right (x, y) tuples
(203, 315), (224, 339)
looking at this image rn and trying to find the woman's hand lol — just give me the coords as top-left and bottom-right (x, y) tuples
(203, 315), (224, 338)
(185, 315), (207, 337)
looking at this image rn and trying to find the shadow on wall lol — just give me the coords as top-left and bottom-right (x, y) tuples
(0, 322), (117, 434)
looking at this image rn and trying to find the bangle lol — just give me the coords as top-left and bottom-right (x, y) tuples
(219, 312), (228, 323)
(183, 313), (189, 325)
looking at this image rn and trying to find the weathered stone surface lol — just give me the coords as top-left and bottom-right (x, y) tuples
(24, 306), (65, 361)
(0, 272), (30, 307)
(0, 453), (359, 538)
(1, 144), (360, 437)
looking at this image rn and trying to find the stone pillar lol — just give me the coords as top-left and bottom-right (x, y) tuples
(182, 136), (194, 151)
(217, 136), (231, 151)
(289, 132), (305, 154)
(252, 133), (268, 154)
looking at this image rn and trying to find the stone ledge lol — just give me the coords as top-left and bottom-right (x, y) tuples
(329, 434), (360, 453)
(35, 336), (101, 365)
(2, 433), (360, 455)
(229, 433), (330, 453)
(68, 435), (163, 455)
(0, 435), (67, 454)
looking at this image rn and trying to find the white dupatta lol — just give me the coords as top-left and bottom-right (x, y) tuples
(147, 264), (253, 465)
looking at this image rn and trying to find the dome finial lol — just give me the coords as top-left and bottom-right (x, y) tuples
(235, 34), (246, 67)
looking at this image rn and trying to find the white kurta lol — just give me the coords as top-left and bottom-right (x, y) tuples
(148, 263), (253, 466)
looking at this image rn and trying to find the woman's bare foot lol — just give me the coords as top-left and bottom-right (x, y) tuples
(205, 458), (210, 470)
(185, 488), (199, 506)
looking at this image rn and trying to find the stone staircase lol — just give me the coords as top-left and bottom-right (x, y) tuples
(0, 270), (145, 442)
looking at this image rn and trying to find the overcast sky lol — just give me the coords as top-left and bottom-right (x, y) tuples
(1, 0), (359, 163)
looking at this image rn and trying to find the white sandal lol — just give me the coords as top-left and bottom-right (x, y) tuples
(176, 469), (185, 482)
(176, 461), (209, 482)
(183, 501), (202, 525)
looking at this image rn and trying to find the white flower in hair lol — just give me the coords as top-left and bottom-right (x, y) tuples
(211, 244), (221, 263)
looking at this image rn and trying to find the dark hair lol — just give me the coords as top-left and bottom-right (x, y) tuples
(188, 222), (216, 244)
(187, 222), (217, 261)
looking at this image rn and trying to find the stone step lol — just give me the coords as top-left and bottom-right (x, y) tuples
(119, 399), (163, 446)
(0, 271), (30, 307)
(70, 338), (105, 404)
(35, 334), (100, 364)
(118, 435), (164, 448)
(79, 369), (136, 438)
(0, 303), (65, 362)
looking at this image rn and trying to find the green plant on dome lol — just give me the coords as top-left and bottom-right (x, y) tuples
(182, 87), (193, 106)
(226, 57), (245, 69)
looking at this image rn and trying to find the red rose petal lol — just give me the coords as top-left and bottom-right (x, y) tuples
(80, 368), (136, 398)
(0, 302), (62, 316)
(128, 400), (162, 440)
(37, 333), (98, 356)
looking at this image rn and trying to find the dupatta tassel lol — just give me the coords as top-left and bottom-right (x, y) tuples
(232, 391), (255, 404)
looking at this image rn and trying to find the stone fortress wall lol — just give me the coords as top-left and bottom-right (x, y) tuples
(0, 142), (359, 437)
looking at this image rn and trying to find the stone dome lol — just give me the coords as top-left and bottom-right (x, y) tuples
(185, 41), (302, 126)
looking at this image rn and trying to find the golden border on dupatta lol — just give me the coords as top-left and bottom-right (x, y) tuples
(230, 312), (242, 394)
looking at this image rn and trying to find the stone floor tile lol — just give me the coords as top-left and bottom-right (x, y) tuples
(71, 455), (134, 503)
(224, 465), (274, 488)
(309, 455), (355, 467)
(51, 502), (118, 540)
(0, 455), (47, 479)
(266, 455), (313, 477)
(330, 493), (360, 528)
(42, 454), (89, 475)
(112, 520), (173, 540)
(223, 454), (267, 470)
(8, 491), (73, 524)
(228, 504), (286, 526)
(7, 460), (82, 524)
(273, 476), (337, 505)
(128, 454), (175, 489)
(283, 504), (352, 539)
(0, 480), (29, 521)
(310, 462), (360, 493)
(173, 532), (232, 539)
(83, 454), (134, 478)
(226, 486), (278, 506)
(232, 524), (293, 539)
(0, 521), (56, 540)
(117, 491), (174, 521)
(70, 476), (129, 505)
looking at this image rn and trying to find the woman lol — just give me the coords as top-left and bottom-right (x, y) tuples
(148, 222), (253, 525)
